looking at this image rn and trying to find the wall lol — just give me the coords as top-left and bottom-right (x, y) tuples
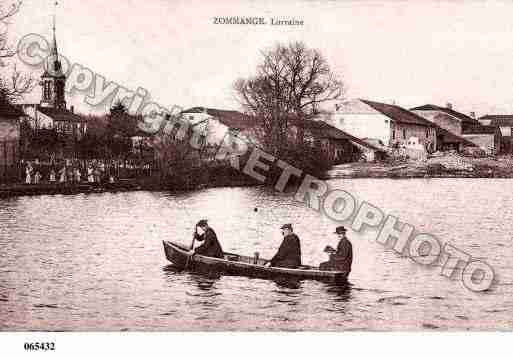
(462, 134), (496, 154)
(21, 105), (54, 129)
(330, 99), (392, 145)
(478, 119), (492, 126)
(390, 122), (436, 151)
(412, 110), (462, 135)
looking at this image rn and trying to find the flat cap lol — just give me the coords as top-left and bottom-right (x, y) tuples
(280, 223), (293, 230)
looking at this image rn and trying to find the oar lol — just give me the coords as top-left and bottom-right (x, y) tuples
(184, 225), (197, 270)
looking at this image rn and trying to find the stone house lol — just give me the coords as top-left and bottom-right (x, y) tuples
(411, 103), (480, 136)
(478, 115), (513, 153)
(330, 99), (437, 158)
(179, 107), (257, 146)
(461, 125), (502, 155)
(412, 104), (501, 154)
(288, 118), (386, 163)
(179, 107), (385, 163)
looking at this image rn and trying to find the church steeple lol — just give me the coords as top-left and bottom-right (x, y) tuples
(51, 9), (58, 58)
(40, 1), (66, 110)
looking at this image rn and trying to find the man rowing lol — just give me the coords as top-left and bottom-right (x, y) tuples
(268, 223), (302, 268)
(193, 219), (224, 258)
(319, 226), (353, 273)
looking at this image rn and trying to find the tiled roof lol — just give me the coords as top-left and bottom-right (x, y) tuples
(410, 104), (479, 125)
(183, 107), (384, 152)
(182, 107), (257, 130)
(435, 125), (477, 147)
(361, 99), (434, 127)
(38, 107), (87, 123)
(478, 115), (513, 127)
(290, 119), (384, 152)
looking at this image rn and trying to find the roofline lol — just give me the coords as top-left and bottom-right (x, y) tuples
(359, 99), (433, 127)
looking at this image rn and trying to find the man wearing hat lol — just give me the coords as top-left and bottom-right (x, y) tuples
(268, 224), (302, 268)
(319, 226), (353, 272)
(193, 219), (224, 258)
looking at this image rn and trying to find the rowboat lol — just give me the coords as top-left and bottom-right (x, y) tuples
(163, 240), (349, 284)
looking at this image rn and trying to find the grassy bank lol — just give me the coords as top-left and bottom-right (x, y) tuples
(328, 153), (513, 179)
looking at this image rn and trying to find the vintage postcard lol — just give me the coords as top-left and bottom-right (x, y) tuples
(0, 0), (512, 346)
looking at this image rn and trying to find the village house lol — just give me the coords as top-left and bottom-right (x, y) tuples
(410, 103), (479, 135)
(178, 107), (259, 162)
(179, 107), (385, 163)
(0, 99), (23, 183)
(19, 24), (88, 141)
(288, 118), (386, 163)
(412, 104), (501, 154)
(179, 107), (256, 144)
(460, 125), (502, 155)
(478, 115), (513, 153)
(329, 99), (437, 159)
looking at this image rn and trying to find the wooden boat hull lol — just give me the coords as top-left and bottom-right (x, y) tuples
(163, 240), (348, 284)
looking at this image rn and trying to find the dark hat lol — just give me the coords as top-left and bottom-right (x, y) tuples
(334, 226), (347, 234)
(196, 219), (208, 227)
(280, 223), (293, 230)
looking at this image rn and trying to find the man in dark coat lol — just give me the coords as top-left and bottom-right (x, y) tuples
(320, 226), (353, 273)
(193, 220), (224, 258)
(269, 224), (302, 268)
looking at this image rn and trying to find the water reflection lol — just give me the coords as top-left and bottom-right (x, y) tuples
(188, 274), (219, 291)
(1, 181), (513, 330)
(273, 278), (302, 290)
(325, 282), (352, 302)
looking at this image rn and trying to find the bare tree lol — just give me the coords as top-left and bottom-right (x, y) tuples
(0, 63), (36, 100)
(0, 0), (21, 59)
(0, 1), (36, 101)
(234, 41), (344, 153)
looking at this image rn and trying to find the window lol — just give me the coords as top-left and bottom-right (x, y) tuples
(402, 129), (406, 139)
(426, 128), (429, 138)
(392, 129), (396, 139)
(43, 81), (51, 100)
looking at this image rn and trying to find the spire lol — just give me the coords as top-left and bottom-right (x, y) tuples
(51, 1), (58, 57)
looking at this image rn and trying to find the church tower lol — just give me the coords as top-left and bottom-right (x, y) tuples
(40, 11), (66, 110)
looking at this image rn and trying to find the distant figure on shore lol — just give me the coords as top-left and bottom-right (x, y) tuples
(59, 166), (66, 183)
(193, 219), (224, 258)
(34, 171), (42, 184)
(268, 224), (301, 268)
(25, 163), (33, 184)
(94, 166), (101, 183)
(74, 168), (82, 183)
(87, 166), (94, 183)
(49, 169), (56, 183)
(319, 226), (353, 273)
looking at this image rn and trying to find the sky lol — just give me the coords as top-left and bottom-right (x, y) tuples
(5, 0), (513, 117)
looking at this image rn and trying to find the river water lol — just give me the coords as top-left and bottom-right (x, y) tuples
(1, 178), (512, 331)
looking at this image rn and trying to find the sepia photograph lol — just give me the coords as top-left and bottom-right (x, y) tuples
(1, 1), (512, 350)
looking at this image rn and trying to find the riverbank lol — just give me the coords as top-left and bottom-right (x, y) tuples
(328, 153), (513, 179)
(2, 153), (513, 197)
(0, 179), (145, 197)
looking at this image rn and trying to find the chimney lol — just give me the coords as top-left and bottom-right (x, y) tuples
(70, 105), (74, 113)
(470, 111), (476, 119)
(446, 102), (452, 110)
